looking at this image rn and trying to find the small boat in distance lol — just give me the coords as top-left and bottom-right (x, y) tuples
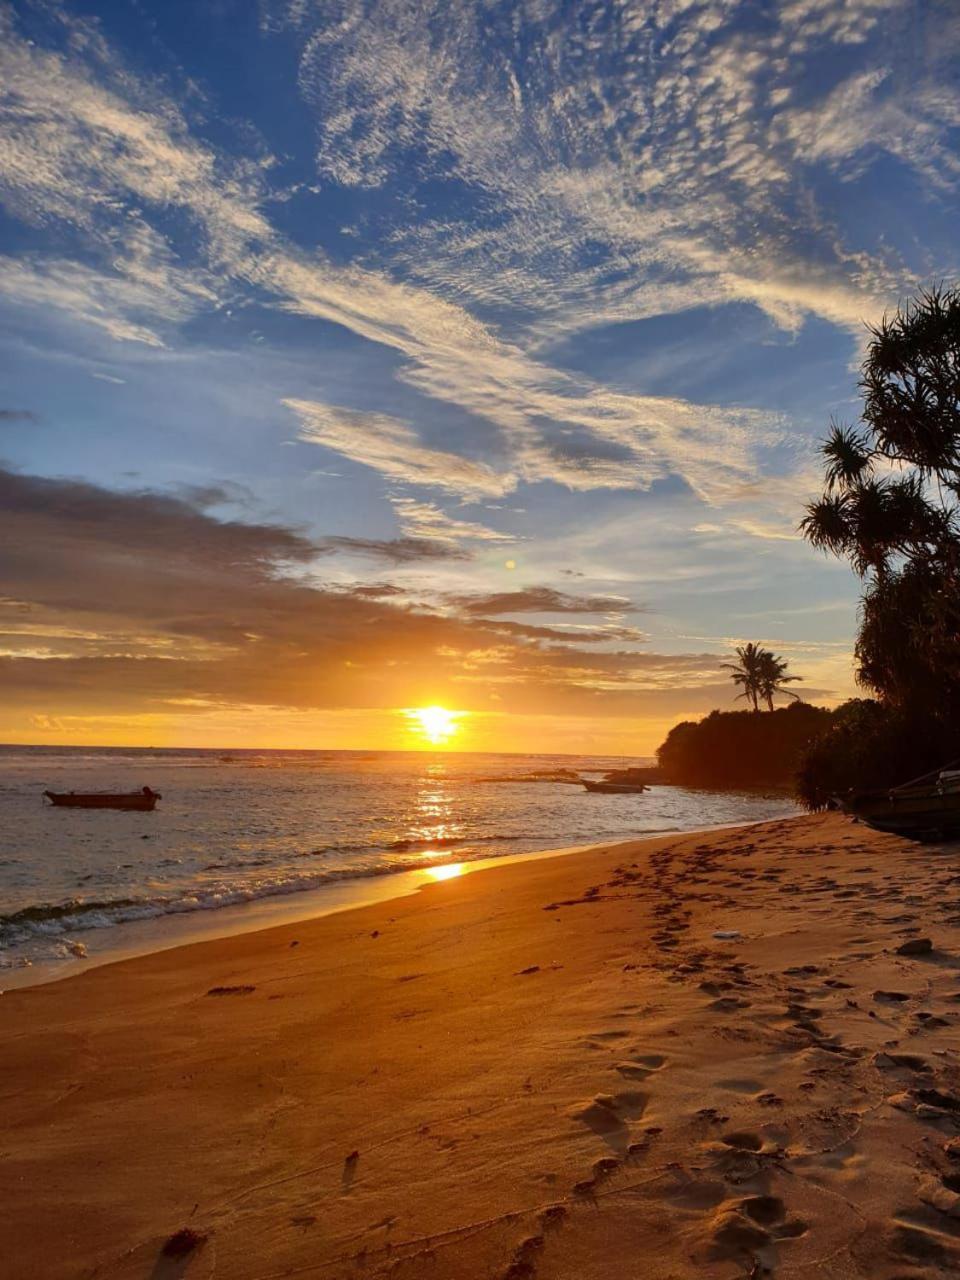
(582, 780), (648, 794)
(43, 787), (162, 812)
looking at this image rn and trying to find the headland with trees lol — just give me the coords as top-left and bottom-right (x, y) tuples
(654, 285), (960, 804)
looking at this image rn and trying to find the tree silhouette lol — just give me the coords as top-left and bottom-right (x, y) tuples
(801, 285), (960, 714)
(721, 642), (765, 711)
(757, 650), (803, 712)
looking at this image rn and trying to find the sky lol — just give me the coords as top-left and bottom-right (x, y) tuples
(0, 0), (958, 754)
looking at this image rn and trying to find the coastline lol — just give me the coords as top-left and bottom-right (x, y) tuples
(1, 809), (797, 993)
(0, 836), (610, 992)
(5, 811), (960, 1278)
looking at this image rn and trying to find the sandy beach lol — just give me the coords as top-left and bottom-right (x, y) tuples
(5, 811), (960, 1279)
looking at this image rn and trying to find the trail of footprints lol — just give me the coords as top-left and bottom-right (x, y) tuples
(493, 823), (960, 1278)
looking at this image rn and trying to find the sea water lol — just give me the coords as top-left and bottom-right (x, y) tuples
(0, 746), (797, 984)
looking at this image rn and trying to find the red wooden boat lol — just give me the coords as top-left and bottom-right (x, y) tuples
(43, 787), (161, 812)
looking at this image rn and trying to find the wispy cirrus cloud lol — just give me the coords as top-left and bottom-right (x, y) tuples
(448, 587), (637, 617)
(0, 3), (815, 511)
(316, 534), (470, 563)
(276, 0), (949, 346)
(389, 497), (515, 545)
(285, 399), (514, 499)
(0, 0), (950, 737)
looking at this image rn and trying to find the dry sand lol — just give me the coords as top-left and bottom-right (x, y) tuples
(5, 812), (960, 1278)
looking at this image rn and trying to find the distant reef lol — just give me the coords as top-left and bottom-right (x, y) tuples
(656, 703), (835, 791)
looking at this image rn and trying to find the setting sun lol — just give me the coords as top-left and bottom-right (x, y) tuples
(404, 705), (465, 747)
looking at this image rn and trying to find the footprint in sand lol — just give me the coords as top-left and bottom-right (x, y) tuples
(721, 1130), (766, 1152)
(887, 1218), (960, 1267)
(571, 1091), (648, 1152)
(701, 1193), (807, 1264)
(500, 1233), (544, 1280)
(714, 1077), (765, 1094)
(708, 996), (752, 1012)
(538, 1205), (567, 1231)
(615, 1052), (667, 1081)
(874, 1050), (931, 1073)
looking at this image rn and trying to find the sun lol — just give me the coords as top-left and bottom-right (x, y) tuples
(404, 705), (465, 747)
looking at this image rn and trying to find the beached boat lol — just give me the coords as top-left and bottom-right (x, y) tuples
(43, 787), (162, 812)
(842, 762), (960, 839)
(582, 780), (648, 794)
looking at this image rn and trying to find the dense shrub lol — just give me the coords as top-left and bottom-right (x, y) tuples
(798, 287), (960, 794)
(795, 699), (960, 810)
(656, 702), (834, 790)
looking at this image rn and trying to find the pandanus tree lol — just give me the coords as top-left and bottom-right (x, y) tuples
(800, 285), (960, 714)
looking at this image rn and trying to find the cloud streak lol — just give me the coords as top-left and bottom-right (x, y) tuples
(0, 465), (731, 721)
(0, 3), (837, 512)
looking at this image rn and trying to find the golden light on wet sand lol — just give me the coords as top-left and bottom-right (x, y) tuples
(404, 705), (465, 747)
(426, 862), (465, 882)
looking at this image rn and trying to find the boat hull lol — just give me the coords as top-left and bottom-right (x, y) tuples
(582, 781), (648, 794)
(43, 792), (160, 811)
(843, 787), (960, 839)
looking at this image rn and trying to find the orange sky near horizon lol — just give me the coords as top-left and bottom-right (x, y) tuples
(1, 706), (689, 758)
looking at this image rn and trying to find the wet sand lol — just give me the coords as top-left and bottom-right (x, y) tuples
(4, 812), (960, 1278)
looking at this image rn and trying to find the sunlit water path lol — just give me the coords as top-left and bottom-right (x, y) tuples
(0, 747), (797, 984)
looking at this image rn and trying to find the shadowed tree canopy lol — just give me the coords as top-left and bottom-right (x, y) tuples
(801, 285), (960, 716)
(797, 285), (960, 806)
(657, 703), (834, 789)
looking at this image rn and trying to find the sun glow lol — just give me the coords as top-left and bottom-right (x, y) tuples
(404, 705), (465, 747)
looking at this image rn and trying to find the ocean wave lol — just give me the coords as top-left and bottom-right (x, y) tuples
(387, 832), (518, 852)
(0, 844), (535, 948)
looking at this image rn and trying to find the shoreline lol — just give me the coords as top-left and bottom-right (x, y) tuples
(6, 811), (960, 1278)
(0, 812), (797, 993)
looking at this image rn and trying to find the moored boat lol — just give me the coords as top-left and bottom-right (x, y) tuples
(43, 787), (162, 812)
(842, 760), (960, 839)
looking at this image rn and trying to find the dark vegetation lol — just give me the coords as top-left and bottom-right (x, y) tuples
(653, 285), (960, 804)
(796, 285), (960, 807)
(657, 703), (833, 790)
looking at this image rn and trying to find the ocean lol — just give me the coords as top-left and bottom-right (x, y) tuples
(0, 746), (798, 985)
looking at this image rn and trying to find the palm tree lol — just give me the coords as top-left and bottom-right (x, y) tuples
(721, 642), (765, 712)
(757, 650), (803, 711)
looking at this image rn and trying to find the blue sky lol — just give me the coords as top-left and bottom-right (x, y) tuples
(0, 0), (958, 751)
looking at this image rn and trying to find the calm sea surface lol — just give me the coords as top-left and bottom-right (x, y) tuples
(0, 747), (797, 983)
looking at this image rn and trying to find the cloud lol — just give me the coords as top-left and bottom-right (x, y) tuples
(0, 6), (825, 511)
(485, 619), (650, 645)
(280, 0), (939, 347)
(0, 408), (38, 423)
(0, 252), (213, 347)
(0, 465), (734, 721)
(286, 399), (515, 499)
(389, 497), (515, 544)
(448, 587), (636, 616)
(316, 535), (469, 563)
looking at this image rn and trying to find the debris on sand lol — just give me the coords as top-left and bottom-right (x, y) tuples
(896, 937), (933, 956)
(162, 1228), (207, 1258)
(205, 985), (255, 996)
